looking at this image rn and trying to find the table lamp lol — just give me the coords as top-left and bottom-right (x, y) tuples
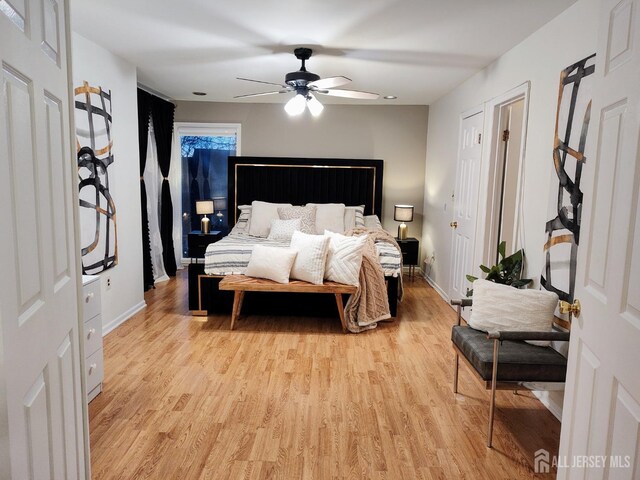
(213, 197), (227, 227)
(196, 200), (214, 234)
(394, 205), (414, 240)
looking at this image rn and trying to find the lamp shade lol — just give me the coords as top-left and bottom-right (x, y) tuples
(394, 205), (414, 222)
(213, 197), (227, 211)
(196, 200), (214, 215)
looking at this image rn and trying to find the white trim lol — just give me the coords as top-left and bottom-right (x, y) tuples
(532, 391), (563, 421)
(474, 82), (531, 274)
(424, 273), (450, 305)
(102, 301), (146, 336)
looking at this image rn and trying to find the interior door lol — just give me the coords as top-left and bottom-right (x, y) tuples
(557, 0), (640, 477)
(450, 110), (484, 306)
(0, 0), (87, 478)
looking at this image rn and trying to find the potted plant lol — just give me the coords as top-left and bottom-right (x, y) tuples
(466, 241), (532, 296)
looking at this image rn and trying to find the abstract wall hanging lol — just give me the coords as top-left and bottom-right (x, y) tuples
(541, 54), (596, 302)
(75, 81), (118, 274)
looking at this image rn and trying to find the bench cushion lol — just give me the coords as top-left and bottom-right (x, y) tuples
(451, 325), (567, 382)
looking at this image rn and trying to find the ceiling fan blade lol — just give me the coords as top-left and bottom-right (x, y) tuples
(236, 77), (288, 88)
(233, 90), (288, 99)
(316, 89), (380, 100)
(308, 76), (351, 89)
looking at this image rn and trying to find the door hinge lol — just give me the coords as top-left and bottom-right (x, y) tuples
(502, 129), (510, 142)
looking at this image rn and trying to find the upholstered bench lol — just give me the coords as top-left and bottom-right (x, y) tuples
(219, 275), (357, 331)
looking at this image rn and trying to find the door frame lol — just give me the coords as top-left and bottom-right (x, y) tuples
(474, 82), (531, 274)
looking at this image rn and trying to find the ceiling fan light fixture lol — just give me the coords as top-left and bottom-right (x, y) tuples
(285, 94), (307, 116)
(306, 94), (324, 117)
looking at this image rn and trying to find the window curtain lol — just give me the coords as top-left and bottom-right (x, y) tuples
(137, 89), (154, 291)
(144, 122), (169, 284)
(150, 97), (177, 276)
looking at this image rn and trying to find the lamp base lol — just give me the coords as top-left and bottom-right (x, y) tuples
(398, 223), (408, 240)
(201, 216), (210, 234)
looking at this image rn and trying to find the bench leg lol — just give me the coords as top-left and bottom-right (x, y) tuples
(453, 353), (459, 394)
(334, 294), (347, 333)
(487, 338), (500, 448)
(230, 291), (245, 330)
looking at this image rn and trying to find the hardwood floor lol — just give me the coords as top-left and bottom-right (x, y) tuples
(89, 271), (560, 479)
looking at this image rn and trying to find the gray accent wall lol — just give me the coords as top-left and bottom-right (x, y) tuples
(175, 102), (428, 261)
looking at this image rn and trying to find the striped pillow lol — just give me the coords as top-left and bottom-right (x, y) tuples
(229, 205), (251, 235)
(344, 205), (365, 231)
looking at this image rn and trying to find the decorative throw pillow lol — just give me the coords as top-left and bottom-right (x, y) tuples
(344, 205), (365, 231)
(364, 215), (382, 230)
(308, 203), (346, 234)
(289, 231), (331, 285)
(248, 201), (292, 237)
(278, 205), (317, 234)
(267, 218), (301, 242)
(324, 230), (366, 286)
(245, 245), (297, 284)
(469, 279), (559, 346)
(229, 205), (251, 235)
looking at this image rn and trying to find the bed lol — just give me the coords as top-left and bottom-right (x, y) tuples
(189, 156), (402, 317)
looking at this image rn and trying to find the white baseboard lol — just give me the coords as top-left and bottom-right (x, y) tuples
(424, 274), (450, 304)
(532, 391), (564, 421)
(102, 300), (146, 336)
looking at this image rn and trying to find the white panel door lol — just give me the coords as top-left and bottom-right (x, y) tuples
(558, 0), (640, 478)
(450, 111), (484, 306)
(0, 0), (87, 478)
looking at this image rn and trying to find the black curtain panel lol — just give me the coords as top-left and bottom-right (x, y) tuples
(137, 89), (154, 291)
(150, 96), (177, 276)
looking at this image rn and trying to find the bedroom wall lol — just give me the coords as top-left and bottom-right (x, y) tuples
(174, 102), (428, 260)
(421, 0), (599, 418)
(71, 33), (146, 334)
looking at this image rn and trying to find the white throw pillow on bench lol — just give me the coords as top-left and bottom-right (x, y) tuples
(245, 245), (297, 284)
(289, 231), (331, 285)
(469, 279), (559, 346)
(324, 230), (366, 286)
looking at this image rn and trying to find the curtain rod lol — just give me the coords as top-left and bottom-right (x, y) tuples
(137, 83), (175, 105)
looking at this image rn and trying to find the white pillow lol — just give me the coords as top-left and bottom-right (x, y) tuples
(469, 279), (559, 346)
(278, 205), (317, 234)
(344, 205), (365, 231)
(308, 203), (346, 234)
(267, 218), (301, 242)
(248, 201), (292, 237)
(364, 214), (382, 230)
(289, 231), (330, 285)
(245, 245), (297, 284)
(324, 230), (366, 286)
(229, 205), (251, 235)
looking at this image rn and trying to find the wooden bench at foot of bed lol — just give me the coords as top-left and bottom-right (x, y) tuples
(219, 275), (358, 332)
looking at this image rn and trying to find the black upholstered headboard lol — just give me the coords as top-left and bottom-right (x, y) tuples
(228, 157), (384, 223)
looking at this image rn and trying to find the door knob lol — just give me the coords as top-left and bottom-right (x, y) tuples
(450, 221), (458, 228)
(559, 299), (581, 317)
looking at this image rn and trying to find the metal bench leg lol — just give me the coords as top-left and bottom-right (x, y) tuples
(453, 353), (459, 393)
(487, 338), (499, 448)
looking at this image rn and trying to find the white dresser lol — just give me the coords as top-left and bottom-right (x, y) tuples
(82, 275), (104, 402)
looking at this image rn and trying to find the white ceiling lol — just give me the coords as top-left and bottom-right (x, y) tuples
(70, 0), (577, 105)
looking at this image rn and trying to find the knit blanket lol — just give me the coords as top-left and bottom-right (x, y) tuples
(343, 228), (404, 333)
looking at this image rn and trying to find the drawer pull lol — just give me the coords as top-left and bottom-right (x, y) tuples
(85, 292), (94, 303)
(87, 328), (96, 338)
(89, 363), (97, 373)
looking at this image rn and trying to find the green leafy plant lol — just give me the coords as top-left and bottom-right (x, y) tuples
(465, 241), (532, 296)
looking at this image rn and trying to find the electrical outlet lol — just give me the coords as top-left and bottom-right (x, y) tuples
(106, 277), (112, 290)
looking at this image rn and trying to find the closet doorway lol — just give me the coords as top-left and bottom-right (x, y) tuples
(481, 84), (530, 265)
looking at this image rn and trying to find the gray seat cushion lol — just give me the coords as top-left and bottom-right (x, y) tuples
(451, 325), (567, 382)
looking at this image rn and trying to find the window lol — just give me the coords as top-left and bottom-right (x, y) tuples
(173, 123), (241, 261)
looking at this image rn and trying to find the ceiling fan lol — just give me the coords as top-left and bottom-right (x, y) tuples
(234, 48), (380, 116)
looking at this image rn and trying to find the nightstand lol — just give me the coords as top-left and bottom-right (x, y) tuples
(188, 230), (223, 312)
(396, 237), (419, 277)
(188, 230), (222, 261)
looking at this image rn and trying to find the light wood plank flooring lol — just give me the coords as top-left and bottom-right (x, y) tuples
(89, 271), (560, 479)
